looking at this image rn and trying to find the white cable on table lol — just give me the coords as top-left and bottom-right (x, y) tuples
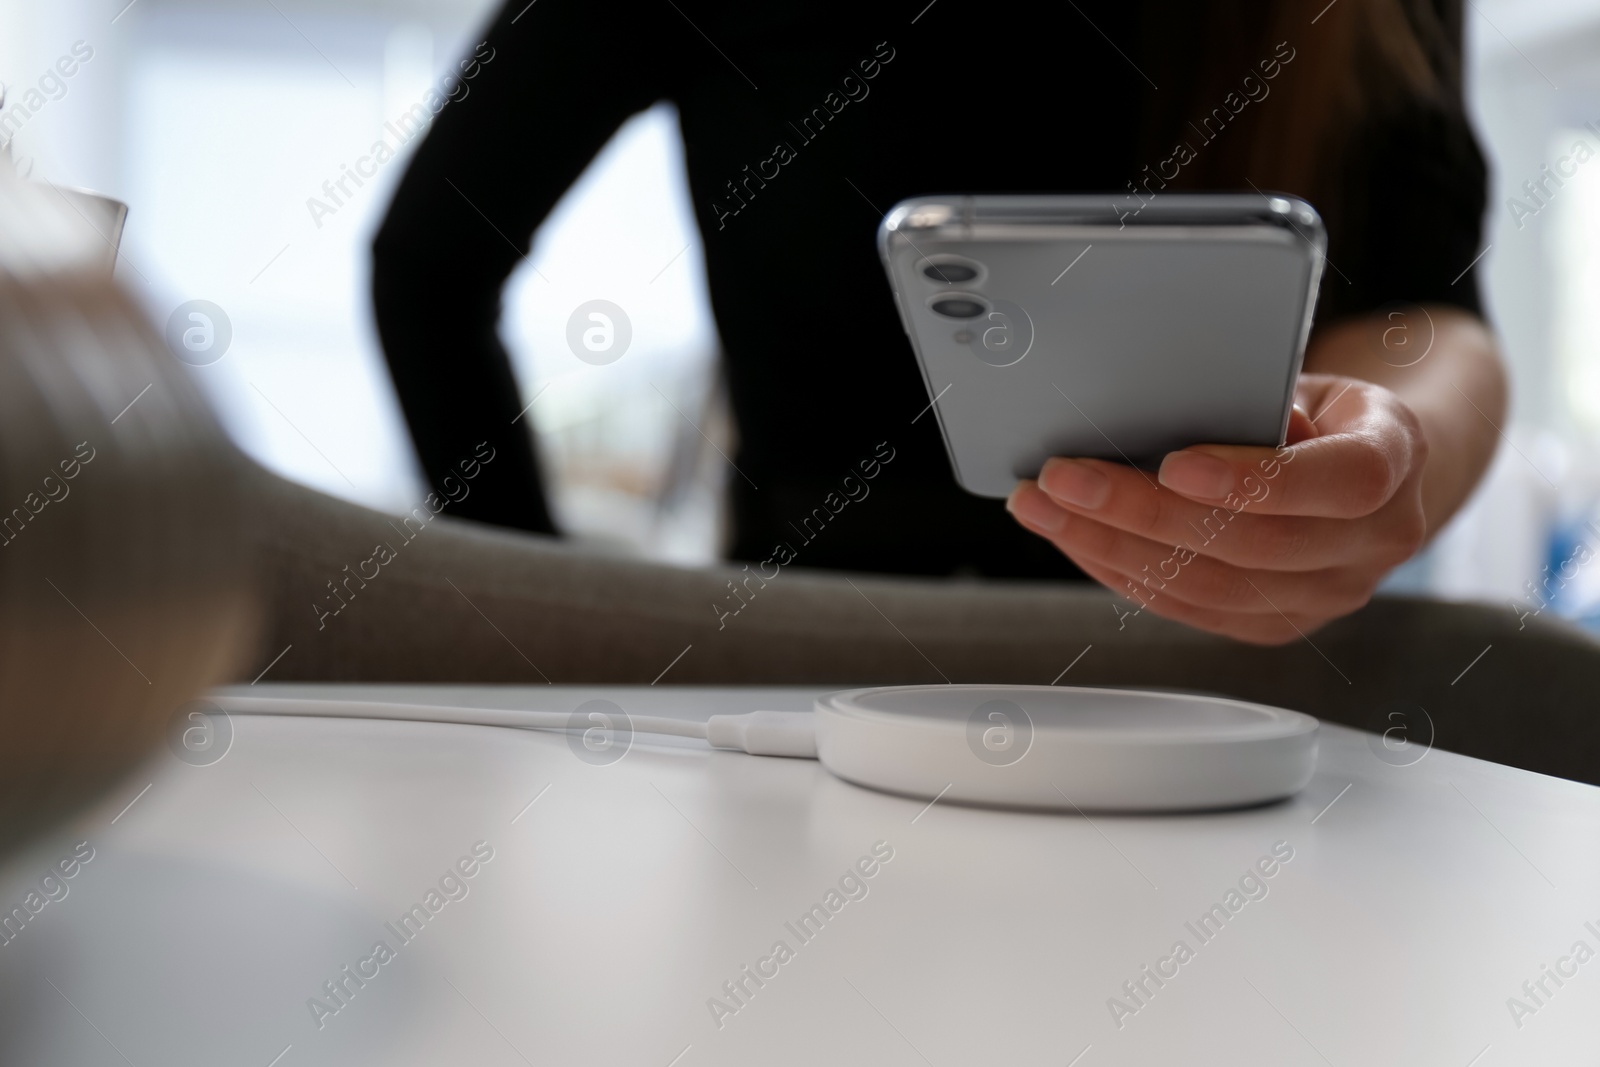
(215, 696), (819, 758)
(216, 685), (1321, 810)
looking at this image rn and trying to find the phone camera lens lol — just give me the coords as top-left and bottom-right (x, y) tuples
(923, 262), (978, 283)
(930, 296), (986, 319)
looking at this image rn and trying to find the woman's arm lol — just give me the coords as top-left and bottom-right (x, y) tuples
(1004, 309), (1508, 645)
(372, 0), (682, 535)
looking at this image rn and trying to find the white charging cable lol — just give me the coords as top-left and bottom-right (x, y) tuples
(214, 696), (819, 758)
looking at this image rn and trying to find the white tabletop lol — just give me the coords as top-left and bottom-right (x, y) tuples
(2, 684), (1597, 1066)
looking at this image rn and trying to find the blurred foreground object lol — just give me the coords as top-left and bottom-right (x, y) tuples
(0, 157), (255, 855)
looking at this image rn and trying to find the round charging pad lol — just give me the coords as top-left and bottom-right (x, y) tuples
(815, 684), (1318, 812)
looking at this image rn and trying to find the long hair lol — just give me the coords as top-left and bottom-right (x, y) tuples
(1140, 0), (1469, 307)
(0, 160), (257, 856)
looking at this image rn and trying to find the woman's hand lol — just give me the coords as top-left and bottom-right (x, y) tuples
(1005, 373), (1431, 644)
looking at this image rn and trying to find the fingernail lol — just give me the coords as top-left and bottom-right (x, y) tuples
(1040, 459), (1110, 509)
(1006, 489), (1067, 533)
(1158, 450), (1233, 499)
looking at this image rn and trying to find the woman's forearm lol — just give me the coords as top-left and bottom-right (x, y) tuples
(1303, 306), (1508, 538)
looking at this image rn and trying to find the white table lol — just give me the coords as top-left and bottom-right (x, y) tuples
(2, 684), (1597, 1066)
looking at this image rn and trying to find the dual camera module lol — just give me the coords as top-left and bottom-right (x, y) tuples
(922, 259), (987, 319)
(917, 256), (1032, 367)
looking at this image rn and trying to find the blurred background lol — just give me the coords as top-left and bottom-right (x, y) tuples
(1, 0), (1597, 626)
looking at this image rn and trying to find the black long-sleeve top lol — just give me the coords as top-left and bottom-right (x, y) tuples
(372, 0), (1488, 579)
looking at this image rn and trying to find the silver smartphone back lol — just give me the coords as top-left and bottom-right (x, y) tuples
(879, 194), (1325, 497)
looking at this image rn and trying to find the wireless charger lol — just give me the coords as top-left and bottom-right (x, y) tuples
(222, 683), (1319, 815)
(814, 684), (1318, 812)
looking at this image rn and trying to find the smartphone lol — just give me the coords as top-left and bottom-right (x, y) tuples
(878, 193), (1325, 497)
